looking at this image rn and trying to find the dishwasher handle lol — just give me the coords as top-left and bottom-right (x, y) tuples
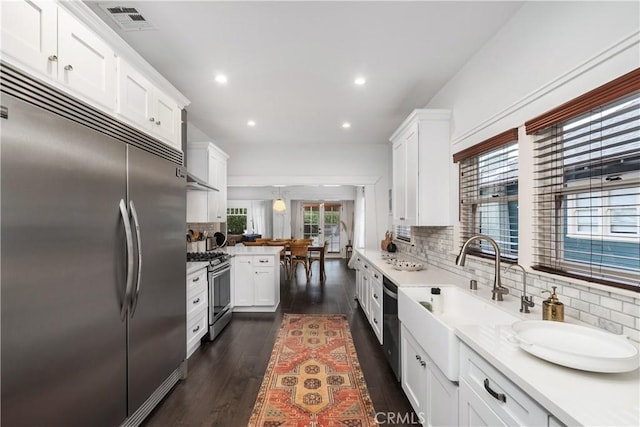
(382, 279), (398, 300)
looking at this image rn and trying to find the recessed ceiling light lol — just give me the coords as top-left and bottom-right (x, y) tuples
(215, 74), (228, 84)
(354, 76), (366, 85)
(342, 122), (351, 129)
(247, 120), (256, 127)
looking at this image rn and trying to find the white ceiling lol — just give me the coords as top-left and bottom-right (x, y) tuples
(85, 1), (523, 151)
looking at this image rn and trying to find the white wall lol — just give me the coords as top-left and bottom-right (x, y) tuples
(428, 1), (639, 151)
(425, 1), (639, 296)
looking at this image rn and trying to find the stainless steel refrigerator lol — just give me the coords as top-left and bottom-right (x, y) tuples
(1, 64), (186, 426)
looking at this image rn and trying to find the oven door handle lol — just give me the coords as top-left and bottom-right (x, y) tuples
(383, 284), (398, 300)
(211, 264), (231, 278)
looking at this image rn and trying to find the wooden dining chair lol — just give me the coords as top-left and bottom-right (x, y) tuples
(242, 241), (263, 246)
(309, 240), (329, 280)
(266, 240), (290, 277)
(255, 238), (271, 245)
(288, 242), (310, 280)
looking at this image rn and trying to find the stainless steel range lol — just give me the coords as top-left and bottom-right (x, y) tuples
(187, 251), (232, 341)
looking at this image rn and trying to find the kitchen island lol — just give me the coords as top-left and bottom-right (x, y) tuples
(227, 245), (283, 312)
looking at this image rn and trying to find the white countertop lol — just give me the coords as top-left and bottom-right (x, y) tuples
(186, 261), (208, 276)
(226, 245), (284, 256)
(355, 248), (640, 427)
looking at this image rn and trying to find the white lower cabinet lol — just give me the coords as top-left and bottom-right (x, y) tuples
(186, 267), (208, 358)
(459, 343), (555, 427)
(233, 254), (280, 311)
(369, 272), (383, 343)
(355, 258), (383, 344)
(401, 324), (458, 427)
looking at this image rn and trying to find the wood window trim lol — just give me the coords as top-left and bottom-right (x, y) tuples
(525, 67), (640, 135)
(452, 128), (518, 163)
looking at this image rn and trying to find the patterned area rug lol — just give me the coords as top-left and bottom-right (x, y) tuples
(248, 314), (377, 427)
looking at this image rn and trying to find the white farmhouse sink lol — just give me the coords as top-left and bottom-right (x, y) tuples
(511, 320), (640, 373)
(398, 286), (520, 381)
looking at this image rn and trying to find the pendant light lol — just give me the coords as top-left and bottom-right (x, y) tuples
(273, 187), (286, 212)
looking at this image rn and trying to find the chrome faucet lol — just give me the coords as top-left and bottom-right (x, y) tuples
(456, 235), (509, 301)
(505, 263), (534, 313)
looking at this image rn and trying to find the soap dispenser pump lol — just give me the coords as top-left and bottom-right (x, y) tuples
(541, 286), (564, 322)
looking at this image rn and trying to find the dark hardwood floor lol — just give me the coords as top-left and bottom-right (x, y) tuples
(143, 258), (417, 426)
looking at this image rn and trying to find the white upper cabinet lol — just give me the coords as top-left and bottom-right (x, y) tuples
(57, 8), (116, 110)
(0, 0), (57, 79)
(390, 109), (452, 227)
(117, 59), (181, 148)
(1, 1), (116, 110)
(0, 1), (187, 151)
(186, 142), (229, 223)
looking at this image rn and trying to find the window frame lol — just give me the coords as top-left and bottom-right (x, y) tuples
(527, 69), (640, 291)
(455, 130), (519, 262)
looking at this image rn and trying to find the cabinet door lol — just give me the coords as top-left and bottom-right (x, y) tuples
(57, 8), (116, 110)
(427, 361), (458, 427)
(216, 157), (227, 222)
(401, 326), (427, 416)
(0, 0), (57, 78)
(254, 267), (275, 306)
(459, 378), (507, 427)
(233, 256), (254, 306)
(117, 59), (153, 130)
(392, 141), (406, 222)
(404, 128), (419, 225)
(152, 88), (181, 148)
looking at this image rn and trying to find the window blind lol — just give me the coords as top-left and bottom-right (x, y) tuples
(458, 138), (519, 260)
(394, 224), (411, 242)
(531, 91), (640, 290)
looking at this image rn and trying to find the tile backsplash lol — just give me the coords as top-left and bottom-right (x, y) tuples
(397, 227), (640, 343)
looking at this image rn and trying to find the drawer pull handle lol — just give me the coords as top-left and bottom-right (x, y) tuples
(373, 318), (378, 324)
(192, 325), (200, 333)
(420, 360), (426, 367)
(193, 277), (200, 282)
(192, 298), (200, 304)
(374, 274), (379, 279)
(64, 64), (73, 71)
(373, 293), (378, 299)
(484, 379), (506, 403)
(415, 354), (421, 361)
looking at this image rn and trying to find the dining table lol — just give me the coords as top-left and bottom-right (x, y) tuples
(306, 243), (326, 279)
(267, 240), (327, 280)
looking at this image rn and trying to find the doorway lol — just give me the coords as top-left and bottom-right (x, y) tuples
(303, 203), (341, 254)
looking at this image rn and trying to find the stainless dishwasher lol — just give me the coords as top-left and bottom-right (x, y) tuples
(382, 276), (401, 381)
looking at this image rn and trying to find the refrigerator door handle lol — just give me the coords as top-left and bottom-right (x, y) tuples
(129, 200), (143, 317)
(119, 199), (134, 320)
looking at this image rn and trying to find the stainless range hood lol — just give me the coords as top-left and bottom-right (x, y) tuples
(186, 173), (219, 192)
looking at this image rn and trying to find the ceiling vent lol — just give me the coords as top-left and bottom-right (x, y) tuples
(99, 4), (156, 31)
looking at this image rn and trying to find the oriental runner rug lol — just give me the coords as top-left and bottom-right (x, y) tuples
(248, 314), (378, 427)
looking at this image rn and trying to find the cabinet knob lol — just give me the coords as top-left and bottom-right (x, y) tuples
(373, 293), (378, 299)
(192, 325), (200, 333)
(155, 120), (161, 125)
(373, 318), (378, 324)
(420, 360), (426, 367)
(64, 64), (73, 71)
(415, 354), (421, 361)
(149, 117), (155, 122)
(48, 55), (58, 62)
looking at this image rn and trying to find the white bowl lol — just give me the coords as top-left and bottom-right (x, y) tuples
(511, 320), (639, 373)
